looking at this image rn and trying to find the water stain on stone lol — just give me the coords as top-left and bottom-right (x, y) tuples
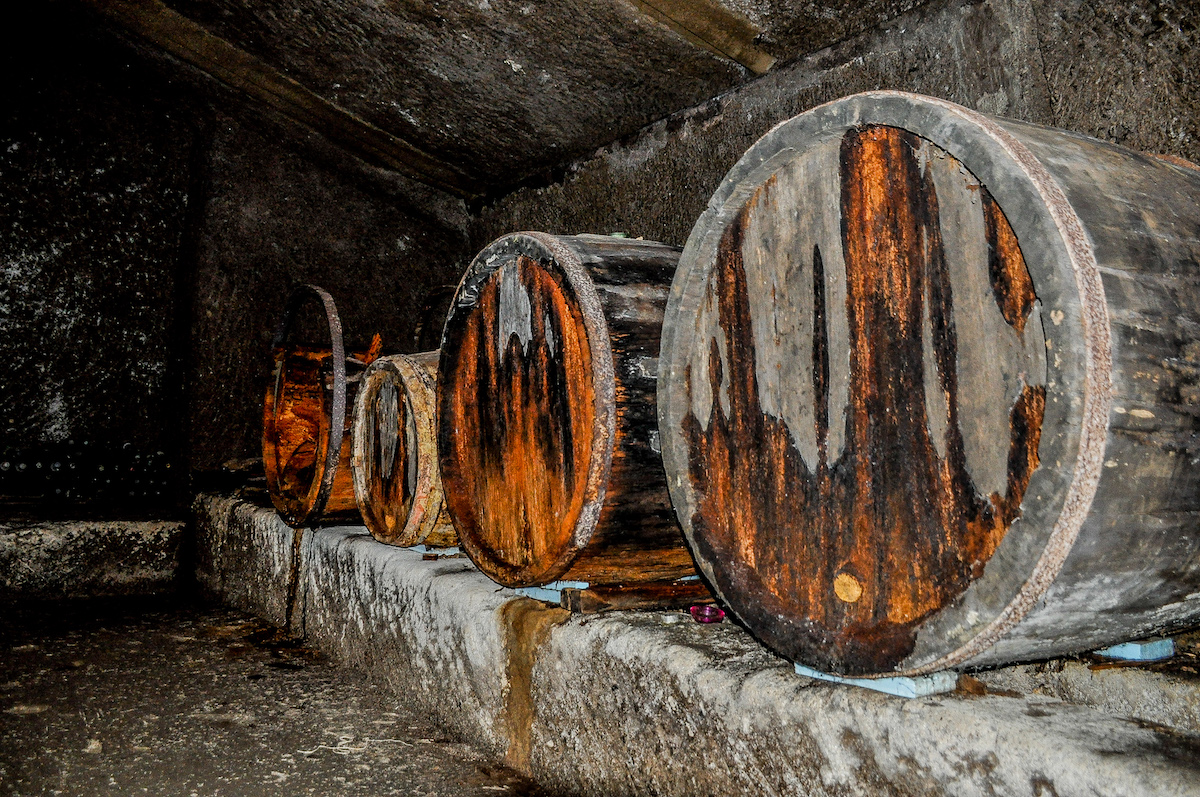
(499, 597), (570, 773)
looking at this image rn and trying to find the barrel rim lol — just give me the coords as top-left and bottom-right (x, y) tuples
(658, 90), (1111, 675)
(351, 352), (443, 546)
(262, 283), (348, 528)
(437, 232), (617, 586)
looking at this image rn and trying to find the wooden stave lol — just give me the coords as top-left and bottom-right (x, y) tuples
(566, 236), (695, 584)
(350, 351), (457, 548)
(437, 232), (696, 588)
(657, 91), (1200, 675)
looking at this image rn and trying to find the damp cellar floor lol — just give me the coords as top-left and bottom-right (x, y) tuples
(0, 598), (549, 797)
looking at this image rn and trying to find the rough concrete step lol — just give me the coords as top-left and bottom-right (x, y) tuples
(194, 494), (1200, 797)
(1, 519), (184, 599)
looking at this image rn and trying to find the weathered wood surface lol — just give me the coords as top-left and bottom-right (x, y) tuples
(659, 91), (1200, 676)
(263, 346), (353, 524)
(262, 285), (375, 527)
(351, 352), (457, 548)
(438, 232), (699, 591)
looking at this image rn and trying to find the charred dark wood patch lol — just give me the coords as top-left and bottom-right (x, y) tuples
(681, 125), (1044, 674)
(984, 192), (1037, 333)
(812, 244), (831, 468)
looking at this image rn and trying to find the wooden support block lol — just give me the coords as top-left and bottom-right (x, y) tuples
(409, 545), (462, 556)
(560, 580), (715, 613)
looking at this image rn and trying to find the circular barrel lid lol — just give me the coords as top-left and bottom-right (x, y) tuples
(658, 92), (1109, 676)
(437, 233), (615, 587)
(351, 353), (446, 546)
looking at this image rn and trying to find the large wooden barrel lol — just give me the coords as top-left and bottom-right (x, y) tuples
(437, 232), (696, 589)
(351, 352), (457, 548)
(262, 284), (377, 527)
(657, 91), (1200, 676)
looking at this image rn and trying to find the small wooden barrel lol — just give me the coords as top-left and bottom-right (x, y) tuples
(263, 284), (372, 527)
(351, 352), (457, 548)
(437, 232), (698, 590)
(658, 91), (1200, 676)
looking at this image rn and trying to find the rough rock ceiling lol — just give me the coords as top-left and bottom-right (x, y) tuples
(93, 0), (928, 197)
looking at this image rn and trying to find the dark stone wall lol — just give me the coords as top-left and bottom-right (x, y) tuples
(1034, 0), (1198, 157)
(0, 9), (204, 517)
(473, 0), (1198, 249)
(0, 4), (471, 517)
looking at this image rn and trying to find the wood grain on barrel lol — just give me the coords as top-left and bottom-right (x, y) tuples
(266, 348), (324, 506)
(680, 125), (1047, 673)
(264, 346), (361, 526)
(439, 233), (700, 590)
(440, 254), (597, 582)
(352, 352), (456, 547)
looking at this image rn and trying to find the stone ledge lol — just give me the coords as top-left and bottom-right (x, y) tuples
(193, 494), (1200, 796)
(975, 658), (1200, 736)
(0, 518), (185, 599)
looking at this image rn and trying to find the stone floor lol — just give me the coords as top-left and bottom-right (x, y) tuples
(0, 597), (550, 797)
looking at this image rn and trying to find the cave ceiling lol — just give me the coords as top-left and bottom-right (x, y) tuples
(90, 0), (929, 197)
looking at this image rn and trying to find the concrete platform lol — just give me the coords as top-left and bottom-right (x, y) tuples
(194, 494), (1200, 797)
(0, 518), (184, 599)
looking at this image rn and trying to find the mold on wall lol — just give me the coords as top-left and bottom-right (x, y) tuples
(0, 7), (204, 517)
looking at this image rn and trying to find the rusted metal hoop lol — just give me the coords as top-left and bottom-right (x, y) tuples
(267, 283), (347, 526)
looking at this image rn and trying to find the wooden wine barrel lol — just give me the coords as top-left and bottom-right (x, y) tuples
(350, 352), (457, 548)
(262, 284), (378, 527)
(437, 232), (698, 590)
(658, 91), (1200, 676)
